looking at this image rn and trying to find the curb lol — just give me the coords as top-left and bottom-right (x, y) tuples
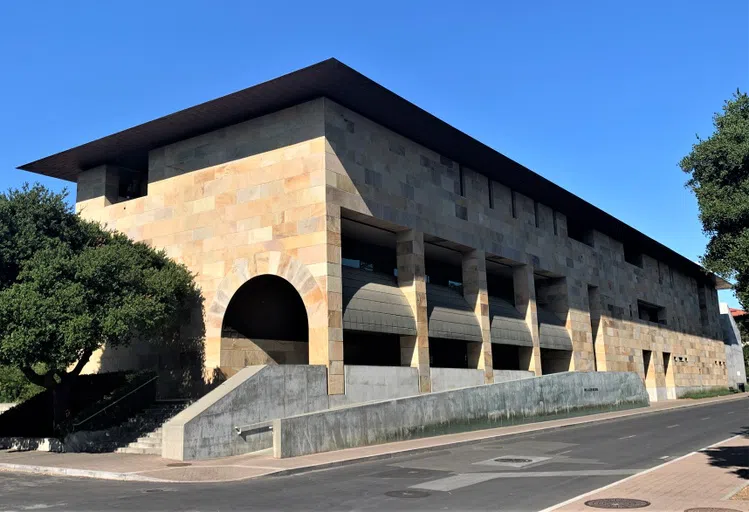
(0, 393), (745, 483)
(0, 462), (166, 482)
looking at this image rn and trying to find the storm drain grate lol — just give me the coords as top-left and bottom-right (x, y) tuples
(494, 458), (533, 463)
(684, 508), (743, 512)
(385, 490), (431, 499)
(585, 498), (651, 509)
(166, 462), (192, 467)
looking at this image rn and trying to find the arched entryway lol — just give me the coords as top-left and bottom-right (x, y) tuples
(221, 274), (309, 370)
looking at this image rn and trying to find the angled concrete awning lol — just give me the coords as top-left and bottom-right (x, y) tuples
(426, 284), (483, 342)
(342, 267), (416, 336)
(488, 297), (534, 347)
(537, 306), (573, 351)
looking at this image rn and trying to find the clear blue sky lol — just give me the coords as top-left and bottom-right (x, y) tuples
(1, 1), (747, 306)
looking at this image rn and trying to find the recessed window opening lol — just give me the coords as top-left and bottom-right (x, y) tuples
(425, 243), (464, 294)
(637, 300), (666, 325)
(552, 211), (558, 235)
(343, 332), (400, 366)
(486, 260), (516, 304)
(341, 218), (397, 276)
(698, 285), (710, 330)
(458, 164), (465, 197)
(511, 190), (517, 219)
(488, 177), (494, 209)
(116, 167), (148, 202)
(623, 245), (643, 268)
(429, 338), (469, 368)
(492, 344), (531, 371)
(534, 201), (540, 228)
(567, 220), (594, 247)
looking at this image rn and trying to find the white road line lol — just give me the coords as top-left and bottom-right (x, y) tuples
(537, 434), (741, 512)
(659, 455), (670, 460)
(701, 417), (711, 420)
(727, 411), (735, 415)
(410, 470), (642, 491)
(618, 435), (636, 440)
(557, 449), (573, 455)
(667, 424), (679, 428)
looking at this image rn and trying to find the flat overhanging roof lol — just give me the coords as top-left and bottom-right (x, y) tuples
(17, 58), (731, 290)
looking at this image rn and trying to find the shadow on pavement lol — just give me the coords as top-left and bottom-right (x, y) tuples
(703, 427), (749, 480)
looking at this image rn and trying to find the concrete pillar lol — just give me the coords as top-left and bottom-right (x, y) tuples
(462, 250), (493, 384)
(309, 207), (344, 395)
(513, 265), (542, 376)
(396, 230), (431, 393)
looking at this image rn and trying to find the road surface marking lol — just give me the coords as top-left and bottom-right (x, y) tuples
(659, 455), (670, 460)
(557, 449), (573, 455)
(701, 416), (711, 420)
(619, 435), (636, 440)
(410, 470), (642, 491)
(667, 424), (679, 428)
(538, 434), (741, 512)
(727, 411), (735, 415)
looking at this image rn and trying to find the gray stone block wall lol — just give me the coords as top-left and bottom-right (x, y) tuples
(323, 98), (727, 391)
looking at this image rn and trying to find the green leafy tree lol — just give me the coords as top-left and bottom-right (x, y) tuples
(0, 184), (201, 391)
(681, 90), (749, 308)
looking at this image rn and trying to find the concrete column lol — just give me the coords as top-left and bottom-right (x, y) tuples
(462, 250), (493, 384)
(513, 265), (542, 376)
(309, 207), (344, 395)
(396, 230), (431, 393)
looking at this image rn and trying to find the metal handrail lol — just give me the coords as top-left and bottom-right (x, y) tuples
(73, 375), (158, 428)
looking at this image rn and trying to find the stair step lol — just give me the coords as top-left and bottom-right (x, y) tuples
(135, 438), (161, 447)
(116, 446), (161, 455)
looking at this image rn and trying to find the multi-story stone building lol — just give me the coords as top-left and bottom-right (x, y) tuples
(20, 59), (732, 401)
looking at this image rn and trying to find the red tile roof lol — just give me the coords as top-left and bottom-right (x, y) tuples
(729, 308), (747, 318)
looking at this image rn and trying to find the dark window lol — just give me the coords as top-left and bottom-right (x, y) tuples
(567, 221), (594, 247)
(488, 177), (494, 209)
(511, 190), (517, 219)
(623, 246), (643, 267)
(117, 167), (148, 202)
(698, 285), (710, 331)
(341, 237), (396, 275)
(458, 164), (465, 197)
(637, 300), (666, 325)
(553, 211), (558, 235)
(425, 256), (463, 295)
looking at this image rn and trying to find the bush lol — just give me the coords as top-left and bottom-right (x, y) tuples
(679, 387), (738, 399)
(0, 366), (43, 403)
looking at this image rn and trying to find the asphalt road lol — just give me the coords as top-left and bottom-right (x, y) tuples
(0, 398), (746, 511)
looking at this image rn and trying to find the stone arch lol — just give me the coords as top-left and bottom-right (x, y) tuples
(205, 252), (327, 372)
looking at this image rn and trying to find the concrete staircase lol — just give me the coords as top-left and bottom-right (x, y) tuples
(115, 400), (188, 456)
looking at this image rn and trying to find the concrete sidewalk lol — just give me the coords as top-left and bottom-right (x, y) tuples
(545, 434), (749, 511)
(0, 393), (745, 483)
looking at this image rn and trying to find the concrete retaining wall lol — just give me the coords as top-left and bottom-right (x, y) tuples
(273, 371), (648, 458)
(493, 370), (535, 383)
(163, 365), (329, 460)
(163, 364), (422, 460)
(430, 368), (485, 392)
(330, 366), (419, 408)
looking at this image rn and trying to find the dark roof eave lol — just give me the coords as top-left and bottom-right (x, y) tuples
(16, 58), (724, 288)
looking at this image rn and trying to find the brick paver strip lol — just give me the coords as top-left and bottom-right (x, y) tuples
(544, 435), (749, 512)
